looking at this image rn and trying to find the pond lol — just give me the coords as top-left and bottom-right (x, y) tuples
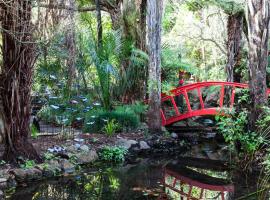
(5, 158), (262, 200)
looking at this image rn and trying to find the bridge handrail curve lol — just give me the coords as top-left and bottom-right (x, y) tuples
(161, 81), (270, 126)
(162, 81), (270, 101)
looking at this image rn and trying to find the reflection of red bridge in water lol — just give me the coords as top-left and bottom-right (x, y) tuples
(160, 164), (234, 200)
(161, 81), (270, 126)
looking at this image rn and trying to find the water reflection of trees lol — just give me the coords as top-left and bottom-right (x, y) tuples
(10, 168), (121, 200)
(10, 161), (163, 200)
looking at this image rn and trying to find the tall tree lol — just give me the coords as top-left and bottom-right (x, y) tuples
(95, 0), (103, 49)
(226, 12), (243, 82)
(247, 0), (270, 130)
(66, 0), (77, 93)
(0, 0), (40, 162)
(146, 0), (163, 133)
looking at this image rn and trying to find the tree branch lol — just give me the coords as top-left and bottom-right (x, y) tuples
(37, 3), (109, 12)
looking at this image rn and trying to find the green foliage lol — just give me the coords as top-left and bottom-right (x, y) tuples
(83, 107), (140, 133)
(37, 94), (95, 127)
(43, 152), (55, 161)
(161, 48), (197, 83)
(216, 110), (266, 155)
(256, 107), (270, 131)
(185, 0), (244, 14)
(114, 45), (149, 101)
(38, 105), (54, 123)
(99, 146), (128, 162)
(83, 102), (145, 133)
(79, 29), (122, 110)
(30, 124), (38, 139)
(20, 160), (36, 169)
(0, 160), (6, 166)
(262, 152), (270, 173)
(103, 119), (120, 137)
(236, 88), (250, 105)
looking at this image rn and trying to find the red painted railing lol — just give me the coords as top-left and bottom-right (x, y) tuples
(161, 81), (270, 126)
(163, 167), (234, 200)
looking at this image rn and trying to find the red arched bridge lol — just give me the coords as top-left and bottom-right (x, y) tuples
(161, 81), (270, 126)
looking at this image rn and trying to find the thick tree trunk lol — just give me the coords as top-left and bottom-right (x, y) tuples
(247, 0), (270, 130)
(0, 0), (41, 163)
(146, 0), (163, 133)
(226, 12), (243, 82)
(66, 0), (76, 92)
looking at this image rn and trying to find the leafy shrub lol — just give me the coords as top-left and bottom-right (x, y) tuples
(103, 119), (120, 136)
(38, 105), (55, 123)
(115, 101), (147, 121)
(37, 94), (96, 127)
(99, 146), (128, 162)
(83, 107), (140, 133)
(20, 160), (36, 169)
(216, 110), (266, 155)
(30, 124), (39, 139)
(43, 152), (55, 161)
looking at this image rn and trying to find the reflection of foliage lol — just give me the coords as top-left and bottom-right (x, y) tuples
(29, 167), (121, 200)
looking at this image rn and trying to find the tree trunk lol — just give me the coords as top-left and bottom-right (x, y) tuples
(0, 0), (41, 162)
(66, 0), (76, 93)
(226, 12), (243, 82)
(120, 0), (148, 103)
(95, 0), (103, 49)
(146, 0), (163, 133)
(247, 0), (270, 130)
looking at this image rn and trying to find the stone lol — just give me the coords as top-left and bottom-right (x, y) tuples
(0, 190), (3, 199)
(139, 141), (150, 150)
(202, 132), (216, 139)
(47, 160), (61, 169)
(137, 123), (149, 132)
(202, 119), (214, 126)
(80, 145), (90, 152)
(0, 169), (10, 180)
(0, 178), (7, 183)
(11, 169), (27, 182)
(66, 145), (77, 153)
(48, 146), (65, 153)
(76, 150), (98, 164)
(206, 152), (220, 160)
(74, 138), (84, 143)
(25, 168), (42, 180)
(0, 178), (7, 189)
(171, 132), (178, 139)
(116, 138), (137, 149)
(43, 160), (61, 177)
(59, 160), (75, 174)
(74, 143), (81, 149)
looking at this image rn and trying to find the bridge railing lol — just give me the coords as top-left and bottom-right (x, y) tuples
(161, 81), (270, 126)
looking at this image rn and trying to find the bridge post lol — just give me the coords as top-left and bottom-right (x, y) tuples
(220, 85), (225, 107)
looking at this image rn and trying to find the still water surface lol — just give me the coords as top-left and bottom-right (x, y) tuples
(6, 158), (260, 200)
